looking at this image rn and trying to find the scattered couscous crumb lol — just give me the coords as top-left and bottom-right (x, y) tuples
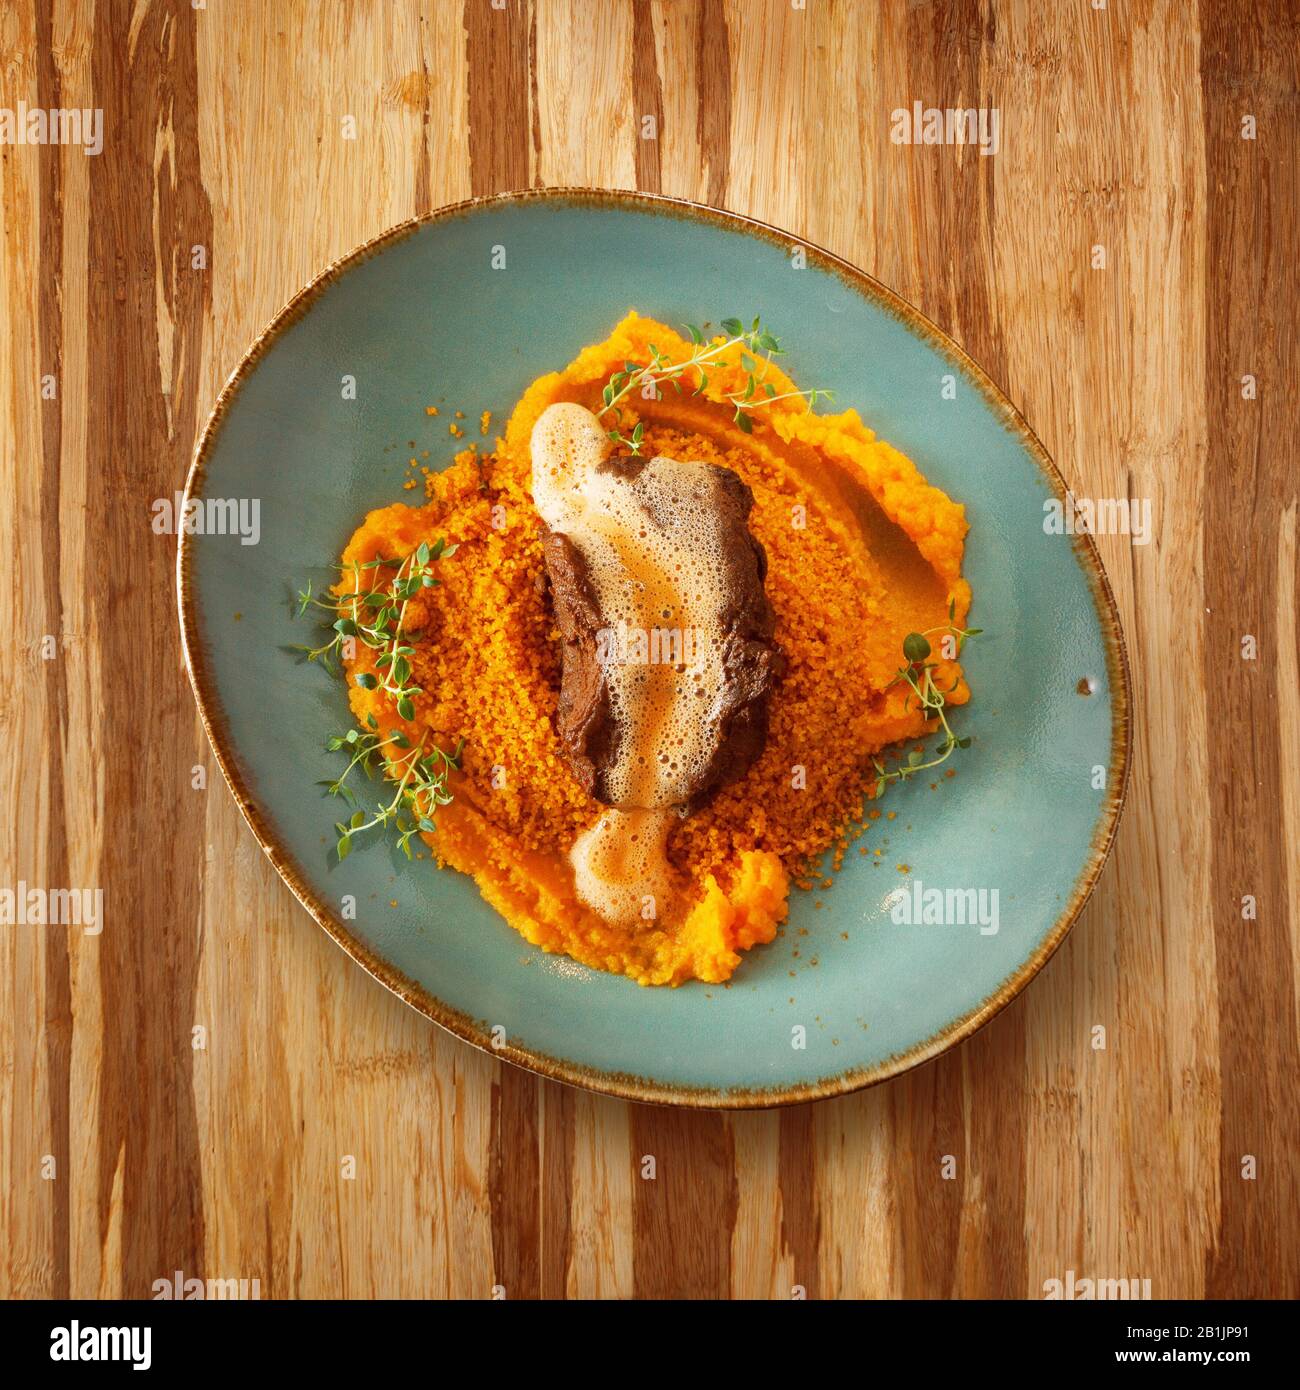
(425, 405), (439, 416)
(449, 422), (464, 438)
(897, 863), (910, 873)
(480, 410), (492, 434)
(454, 409), (465, 419)
(887, 811), (897, 821)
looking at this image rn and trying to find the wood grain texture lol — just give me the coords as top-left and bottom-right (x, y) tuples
(2, 0), (1297, 1300)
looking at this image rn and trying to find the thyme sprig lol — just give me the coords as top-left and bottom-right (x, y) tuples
(292, 539), (456, 717)
(291, 538), (463, 859)
(323, 725), (462, 862)
(598, 316), (834, 453)
(871, 606), (982, 796)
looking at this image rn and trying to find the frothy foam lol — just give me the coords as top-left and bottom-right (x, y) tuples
(532, 402), (731, 810)
(532, 402), (744, 926)
(569, 807), (675, 928)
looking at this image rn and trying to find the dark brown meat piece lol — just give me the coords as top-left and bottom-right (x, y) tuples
(542, 459), (783, 811)
(542, 529), (618, 798)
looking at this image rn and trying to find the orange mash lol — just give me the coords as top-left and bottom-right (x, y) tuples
(338, 313), (971, 985)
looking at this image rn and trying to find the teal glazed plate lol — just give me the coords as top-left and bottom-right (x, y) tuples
(178, 189), (1130, 1108)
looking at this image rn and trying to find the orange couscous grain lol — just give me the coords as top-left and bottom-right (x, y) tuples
(337, 312), (970, 984)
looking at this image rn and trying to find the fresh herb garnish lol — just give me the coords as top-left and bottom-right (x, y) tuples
(322, 728), (462, 862)
(872, 605), (982, 795)
(292, 538), (463, 858)
(597, 317), (833, 454)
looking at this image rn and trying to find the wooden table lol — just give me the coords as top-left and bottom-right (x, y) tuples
(2, 0), (1296, 1300)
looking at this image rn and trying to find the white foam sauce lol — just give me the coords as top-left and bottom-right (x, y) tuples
(567, 806), (676, 928)
(531, 402), (734, 926)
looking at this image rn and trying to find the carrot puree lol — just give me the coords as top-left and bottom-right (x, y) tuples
(338, 313), (971, 985)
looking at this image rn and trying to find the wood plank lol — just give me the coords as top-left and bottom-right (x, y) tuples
(1199, 0), (1300, 1299)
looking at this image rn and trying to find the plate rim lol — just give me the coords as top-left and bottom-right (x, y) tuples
(176, 186), (1133, 1110)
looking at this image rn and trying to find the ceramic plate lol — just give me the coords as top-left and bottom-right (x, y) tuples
(178, 189), (1130, 1107)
